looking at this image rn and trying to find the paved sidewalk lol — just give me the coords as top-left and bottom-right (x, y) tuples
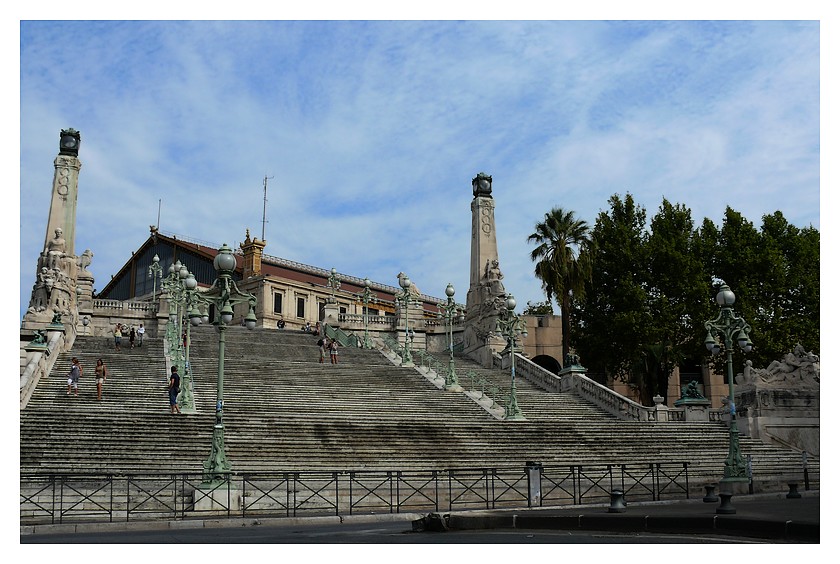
(21, 491), (818, 543)
(428, 491), (819, 542)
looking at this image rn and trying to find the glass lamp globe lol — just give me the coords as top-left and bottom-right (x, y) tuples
(716, 285), (736, 307)
(213, 244), (237, 273)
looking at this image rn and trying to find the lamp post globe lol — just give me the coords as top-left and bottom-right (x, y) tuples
(213, 244), (237, 274)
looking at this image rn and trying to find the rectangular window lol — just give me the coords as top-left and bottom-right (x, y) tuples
(273, 293), (283, 314)
(296, 296), (306, 318)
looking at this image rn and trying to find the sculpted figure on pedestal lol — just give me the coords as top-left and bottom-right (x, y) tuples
(478, 259), (507, 316)
(45, 228), (67, 270)
(736, 344), (820, 388)
(397, 272), (422, 299)
(28, 267), (54, 313)
(77, 249), (93, 272)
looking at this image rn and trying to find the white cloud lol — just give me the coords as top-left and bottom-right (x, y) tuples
(19, 20), (820, 320)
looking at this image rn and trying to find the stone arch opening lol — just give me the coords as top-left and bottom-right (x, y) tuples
(531, 354), (561, 375)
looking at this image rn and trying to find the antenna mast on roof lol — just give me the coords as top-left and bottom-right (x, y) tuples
(262, 175), (273, 241)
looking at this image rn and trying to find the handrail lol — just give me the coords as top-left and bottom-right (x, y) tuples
(324, 324), (359, 348)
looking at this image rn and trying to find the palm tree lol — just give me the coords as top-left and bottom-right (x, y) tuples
(527, 207), (592, 367)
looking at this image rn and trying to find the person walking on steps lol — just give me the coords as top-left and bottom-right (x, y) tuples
(168, 366), (181, 414)
(129, 326), (136, 349)
(66, 357), (82, 396)
(95, 358), (108, 401)
(318, 337), (327, 363)
(114, 324), (122, 351)
(330, 339), (339, 364)
(137, 323), (145, 347)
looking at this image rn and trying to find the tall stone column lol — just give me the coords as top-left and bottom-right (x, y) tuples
(44, 129), (82, 257)
(463, 173), (508, 364)
(23, 129), (93, 331)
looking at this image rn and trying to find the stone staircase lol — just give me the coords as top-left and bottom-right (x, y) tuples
(20, 327), (818, 493)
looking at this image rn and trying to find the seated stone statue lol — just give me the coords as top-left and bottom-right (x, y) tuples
(45, 228), (67, 270)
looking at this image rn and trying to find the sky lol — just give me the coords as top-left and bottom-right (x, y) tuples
(16, 16), (823, 323)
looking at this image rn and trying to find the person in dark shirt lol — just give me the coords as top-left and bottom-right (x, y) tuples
(168, 366), (181, 414)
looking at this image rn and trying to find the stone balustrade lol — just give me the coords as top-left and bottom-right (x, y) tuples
(93, 299), (156, 312)
(509, 353), (723, 424)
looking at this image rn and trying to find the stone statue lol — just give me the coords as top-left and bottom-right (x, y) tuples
(736, 345), (820, 388)
(477, 259), (507, 316)
(31, 330), (48, 346)
(482, 259), (506, 296)
(680, 380), (706, 400)
(28, 267), (54, 312)
(397, 272), (422, 299)
(77, 249), (93, 272)
(45, 228), (67, 270)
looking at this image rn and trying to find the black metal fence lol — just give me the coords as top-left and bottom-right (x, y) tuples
(21, 463), (693, 525)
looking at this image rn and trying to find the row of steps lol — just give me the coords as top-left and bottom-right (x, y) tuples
(21, 328), (818, 493)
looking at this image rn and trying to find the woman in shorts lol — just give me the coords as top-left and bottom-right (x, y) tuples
(95, 358), (108, 400)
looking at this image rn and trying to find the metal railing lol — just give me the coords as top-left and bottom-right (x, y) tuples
(324, 324), (359, 348)
(21, 463), (699, 525)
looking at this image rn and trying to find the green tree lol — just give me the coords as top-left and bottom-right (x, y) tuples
(527, 207), (592, 365)
(572, 194), (649, 388)
(642, 199), (709, 402)
(523, 300), (554, 316)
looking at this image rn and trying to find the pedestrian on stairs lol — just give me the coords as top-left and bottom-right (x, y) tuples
(318, 337), (327, 363)
(168, 366), (181, 414)
(137, 323), (145, 347)
(95, 358), (108, 400)
(66, 357), (82, 396)
(330, 339), (339, 364)
(129, 326), (136, 349)
(114, 324), (122, 351)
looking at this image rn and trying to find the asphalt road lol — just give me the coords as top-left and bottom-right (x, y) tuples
(21, 519), (768, 544)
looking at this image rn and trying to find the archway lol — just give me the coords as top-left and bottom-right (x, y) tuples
(531, 354), (561, 375)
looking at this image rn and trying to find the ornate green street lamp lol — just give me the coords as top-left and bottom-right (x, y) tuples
(396, 275), (417, 366)
(162, 260), (186, 375)
(495, 294), (528, 420)
(328, 267), (341, 303)
(189, 244), (258, 485)
(704, 282), (753, 483)
(437, 283), (463, 391)
(358, 277), (378, 349)
(148, 254), (163, 310)
(176, 271), (199, 413)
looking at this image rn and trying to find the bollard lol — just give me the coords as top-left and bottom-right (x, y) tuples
(716, 492), (736, 514)
(703, 484), (719, 503)
(608, 489), (627, 513)
(786, 482), (802, 499)
(525, 461), (543, 508)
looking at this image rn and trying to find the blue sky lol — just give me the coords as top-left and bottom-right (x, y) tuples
(17, 18), (822, 321)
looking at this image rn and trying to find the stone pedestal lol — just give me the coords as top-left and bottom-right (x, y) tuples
(194, 485), (242, 512)
(323, 302), (339, 327)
